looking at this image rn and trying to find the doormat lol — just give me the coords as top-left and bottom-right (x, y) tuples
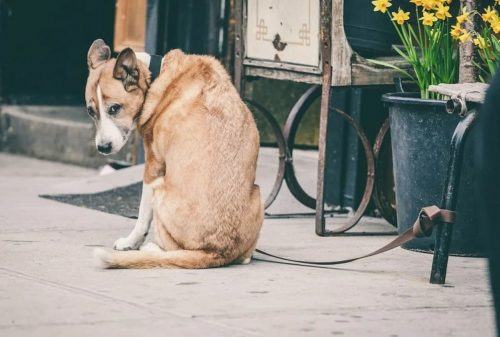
(41, 182), (141, 219)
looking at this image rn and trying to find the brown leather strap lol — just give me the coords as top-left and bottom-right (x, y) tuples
(254, 206), (456, 266)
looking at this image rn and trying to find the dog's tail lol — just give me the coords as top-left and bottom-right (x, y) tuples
(93, 248), (229, 269)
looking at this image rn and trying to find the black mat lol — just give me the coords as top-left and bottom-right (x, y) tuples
(41, 182), (142, 219)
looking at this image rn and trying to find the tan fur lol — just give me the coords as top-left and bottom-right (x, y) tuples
(86, 44), (263, 269)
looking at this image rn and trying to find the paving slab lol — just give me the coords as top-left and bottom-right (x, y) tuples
(0, 152), (495, 337)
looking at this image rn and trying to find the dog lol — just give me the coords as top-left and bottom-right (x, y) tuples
(85, 39), (263, 268)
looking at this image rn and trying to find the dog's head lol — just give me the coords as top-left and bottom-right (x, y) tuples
(85, 39), (149, 155)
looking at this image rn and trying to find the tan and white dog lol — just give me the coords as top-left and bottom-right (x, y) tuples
(86, 39), (263, 268)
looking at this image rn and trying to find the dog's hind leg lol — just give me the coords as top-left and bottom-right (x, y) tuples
(234, 238), (259, 265)
(153, 216), (181, 251)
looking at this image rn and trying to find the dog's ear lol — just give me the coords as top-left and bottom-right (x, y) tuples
(87, 39), (111, 69)
(113, 48), (139, 92)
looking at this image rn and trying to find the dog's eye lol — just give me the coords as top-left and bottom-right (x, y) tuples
(87, 106), (96, 118)
(108, 104), (122, 116)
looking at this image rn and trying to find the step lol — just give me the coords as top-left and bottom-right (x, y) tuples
(0, 105), (137, 168)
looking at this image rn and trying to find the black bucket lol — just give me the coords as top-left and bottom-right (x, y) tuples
(344, 0), (409, 57)
(382, 92), (484, 256)
(344, 2), (395, 56)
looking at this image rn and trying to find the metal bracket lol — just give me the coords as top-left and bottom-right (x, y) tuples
(430, 110), (478, 284)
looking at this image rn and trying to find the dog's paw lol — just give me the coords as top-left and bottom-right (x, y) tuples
(93, 248), (113, 268)
(113, 236), (142, 251)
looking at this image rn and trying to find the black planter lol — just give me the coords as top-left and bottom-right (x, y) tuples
(382, 92), (484, 256)
(344, 0), (398, 56)
(344, 0), (417, 57)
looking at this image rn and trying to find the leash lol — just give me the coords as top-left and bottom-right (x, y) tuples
(254, 206), (456, 266)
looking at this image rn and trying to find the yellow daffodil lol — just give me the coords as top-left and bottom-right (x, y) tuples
(420, 11), (438, 26)
(473, 36), (487, 50)
(491, 16), (500, 34)
(459, 31), (471, 43)
(435, 4), (452, 20)
(482, 7), (497, 23)
(456, 8), (470, 24)
(372, 0), (392, 13)
(421, 0), (437, 10)
(492, 12), (499, 23)
(451, 23), (463, 39)
(391, 8), (410, 25)
(410, 0), (423, 6)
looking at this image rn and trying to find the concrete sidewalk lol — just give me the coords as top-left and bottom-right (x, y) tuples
(0, 152), (495, 337)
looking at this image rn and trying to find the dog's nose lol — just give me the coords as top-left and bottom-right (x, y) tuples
(97, 142), (112, 154)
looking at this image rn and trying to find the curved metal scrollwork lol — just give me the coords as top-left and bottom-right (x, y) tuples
(282, 85), (376, 234)
(324, 106), (375, 234)
(283, 85), (321, 209)
(244, 99), (289, 209)
(245, 85), (377, 234)
(283, 85), (376, 233)
(373, 117), (397, 227)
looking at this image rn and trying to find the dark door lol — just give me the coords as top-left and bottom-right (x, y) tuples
(0, 0), (115, 104)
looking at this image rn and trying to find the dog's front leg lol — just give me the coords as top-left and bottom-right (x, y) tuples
(114, 182), (153, 250)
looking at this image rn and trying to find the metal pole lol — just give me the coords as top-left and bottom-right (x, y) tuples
(233, 0), (244, 95)
(315, 0), (333, 236)
(430, 110), (478, 284)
